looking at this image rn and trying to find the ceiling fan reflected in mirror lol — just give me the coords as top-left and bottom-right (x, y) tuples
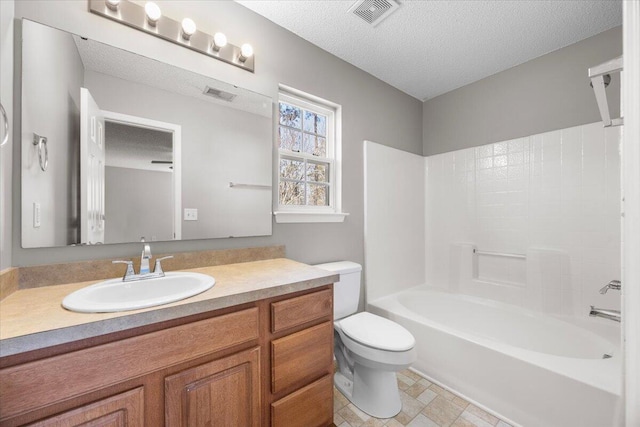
(151, 160), (173, 169)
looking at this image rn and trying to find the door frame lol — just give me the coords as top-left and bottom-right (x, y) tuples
(622, 2), (640, 426)
(101, 110), (182, 241)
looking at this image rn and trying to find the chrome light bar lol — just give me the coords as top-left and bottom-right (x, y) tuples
(88, 0), (255, 73)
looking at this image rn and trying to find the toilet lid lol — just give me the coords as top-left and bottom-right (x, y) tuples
(338, 312), (415, 352)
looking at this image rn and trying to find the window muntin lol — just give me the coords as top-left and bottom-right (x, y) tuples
(277, 93), (335, 210)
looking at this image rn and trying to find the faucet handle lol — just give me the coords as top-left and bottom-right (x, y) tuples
(599, 280), (621, 294)
(153, 256), (174, 276)
(112, 260), (135, 280)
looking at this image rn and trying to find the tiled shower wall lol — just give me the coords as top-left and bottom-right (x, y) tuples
(425, 122), (621, 316)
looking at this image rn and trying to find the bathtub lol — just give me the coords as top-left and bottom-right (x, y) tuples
(368, 286), (622, 427)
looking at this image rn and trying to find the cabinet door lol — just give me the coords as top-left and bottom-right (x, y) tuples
(27, 387), (144, 427)
(165, 347), (261, 427)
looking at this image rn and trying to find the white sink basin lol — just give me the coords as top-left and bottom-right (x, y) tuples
(62, 272), (215, 313)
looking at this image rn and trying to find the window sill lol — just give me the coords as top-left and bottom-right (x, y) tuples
(273, 211), (349, 223)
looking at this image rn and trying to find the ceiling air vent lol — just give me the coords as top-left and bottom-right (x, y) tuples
(348, 0), (400, 27)
(203, 86), (236, 102)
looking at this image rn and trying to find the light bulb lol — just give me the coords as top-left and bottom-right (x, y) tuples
(181, 18), (196, 40)
(105, 0), (120, 11)
(239, 43), (253, 62)
(145, 2), (161, 26)
(212, 32), (227, 51)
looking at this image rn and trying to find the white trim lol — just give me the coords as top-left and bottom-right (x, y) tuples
(273, 211), (348, 223)
(279, 84), (340, 111)
(623, 2), (640, 426)
(101, 110), (182, 240)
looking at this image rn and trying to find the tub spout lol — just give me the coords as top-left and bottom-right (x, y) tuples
(589, 306), (621, 322)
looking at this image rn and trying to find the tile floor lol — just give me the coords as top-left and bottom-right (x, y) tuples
(333, 369), (513, 427)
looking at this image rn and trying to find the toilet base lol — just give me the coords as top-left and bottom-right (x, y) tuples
(334, 365), (402, 419)
(334, 371), (354, 399)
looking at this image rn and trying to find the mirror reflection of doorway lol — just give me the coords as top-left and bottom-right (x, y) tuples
(104, 121), (177, 244)
(80, 88), (105, 245)
(80, 88), (181, 244)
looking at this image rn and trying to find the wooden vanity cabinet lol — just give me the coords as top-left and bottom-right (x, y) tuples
(0, 286), (334, 427)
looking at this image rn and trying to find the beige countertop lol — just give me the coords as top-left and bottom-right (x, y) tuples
(0, 258), (338, 358)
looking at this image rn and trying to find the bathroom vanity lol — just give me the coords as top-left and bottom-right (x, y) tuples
(0, 258), (337, 427)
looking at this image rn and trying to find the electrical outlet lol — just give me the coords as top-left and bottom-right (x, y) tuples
(33, 202), (41, 228)
(184, 208), (198, 221)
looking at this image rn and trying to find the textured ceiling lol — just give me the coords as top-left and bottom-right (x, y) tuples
(237, 0), (622, 100)
(72, 34), (272, 117)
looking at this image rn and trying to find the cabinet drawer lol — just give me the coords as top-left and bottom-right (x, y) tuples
(271, 321), (333, 394)
(0, 308), (258, 421)
(271, 374), (333, 427)
(271, 288), (332, 333)
(27, 387), (144, 427)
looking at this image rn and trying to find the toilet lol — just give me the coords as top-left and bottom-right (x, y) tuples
(315, 261), (417, 418)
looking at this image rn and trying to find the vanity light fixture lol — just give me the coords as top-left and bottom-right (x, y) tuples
(239, 43), (253, 62)
(181, 18), (196, 40)
(89, 0), (255, 72)
(105, 0), (120, 11)
(144, 2), (161, 26)
(212, 32), (227, 51)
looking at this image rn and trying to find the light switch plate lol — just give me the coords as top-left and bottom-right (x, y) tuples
(184, 208), (198, 221)
(33, 202), (41, 228)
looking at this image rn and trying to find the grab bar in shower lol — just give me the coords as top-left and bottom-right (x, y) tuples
(473, 249), (526, 259)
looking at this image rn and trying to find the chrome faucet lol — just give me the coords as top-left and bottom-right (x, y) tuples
(599, 280), (621, 294)
(140, 241), (152, 275)
(112, 242), (174, 282)
(589, 306), (621, 322)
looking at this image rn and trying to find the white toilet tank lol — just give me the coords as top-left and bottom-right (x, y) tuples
(314, 261), (362, 320)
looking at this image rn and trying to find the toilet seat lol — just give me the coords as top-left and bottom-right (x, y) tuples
(338, 312), (415, 351)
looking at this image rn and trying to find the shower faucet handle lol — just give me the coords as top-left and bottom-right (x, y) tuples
(599, 280), (621, 294)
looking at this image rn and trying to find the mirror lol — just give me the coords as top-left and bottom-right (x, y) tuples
(20, 19), (273, 248)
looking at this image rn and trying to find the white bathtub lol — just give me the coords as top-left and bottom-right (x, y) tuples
(368, 286), (622, 427)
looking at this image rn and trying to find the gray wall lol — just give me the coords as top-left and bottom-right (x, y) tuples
(11, 0), (423, 267)
(20, 19), (83, 247)
(423, 26), (622, 156)
(0, 0), (14, 270)
(105, 166), (173, 244)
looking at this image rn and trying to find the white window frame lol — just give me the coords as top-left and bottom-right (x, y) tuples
(274, 86), (348, 223)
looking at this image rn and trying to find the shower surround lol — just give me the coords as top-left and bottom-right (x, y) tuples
(364, 121), (622, 426)
(425, 121), (621, 315)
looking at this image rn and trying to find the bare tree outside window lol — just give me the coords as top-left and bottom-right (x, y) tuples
(278, 99), (331, 207)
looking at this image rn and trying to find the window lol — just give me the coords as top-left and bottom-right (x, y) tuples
(275, 88), (347, 223)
